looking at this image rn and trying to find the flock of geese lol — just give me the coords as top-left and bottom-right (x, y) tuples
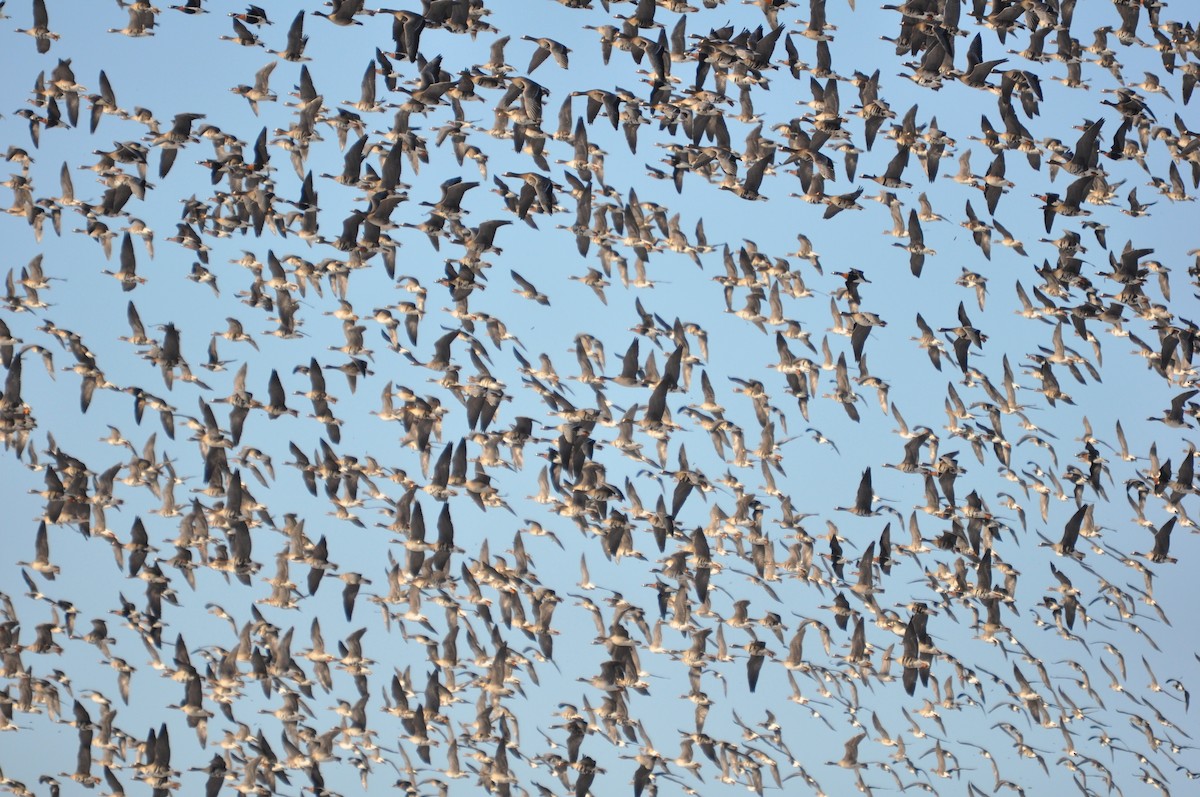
(1, 0), (1198, 796)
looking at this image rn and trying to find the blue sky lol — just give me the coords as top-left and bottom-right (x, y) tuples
(0, 1), (1197, 796)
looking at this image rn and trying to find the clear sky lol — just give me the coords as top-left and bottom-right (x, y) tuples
(0, 1), (1197, 796)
